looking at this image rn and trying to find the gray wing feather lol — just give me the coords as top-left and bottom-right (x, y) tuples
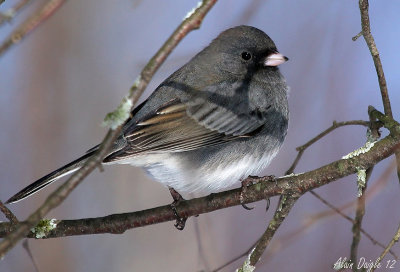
(104, 79), (271, 162)
(103, 100), (242, 162)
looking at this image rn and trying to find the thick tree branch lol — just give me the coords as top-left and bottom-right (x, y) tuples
(0, 110), (398, 239)
(0, 0), (218, 258)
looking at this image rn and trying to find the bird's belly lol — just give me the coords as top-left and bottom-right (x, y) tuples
(143, 146), (279, 196)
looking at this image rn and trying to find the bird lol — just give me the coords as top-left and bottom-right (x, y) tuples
(6, 25), (289, 205)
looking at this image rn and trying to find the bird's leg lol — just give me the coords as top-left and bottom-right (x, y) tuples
(240, 176), (257, 210)
(168, 187), (187, 230)
(240, 175), (276, 210)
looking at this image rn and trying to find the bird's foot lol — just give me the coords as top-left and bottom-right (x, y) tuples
(240, 175), (276, 210)
(240, 176), (258, 210)
(168, 187), (187, 230)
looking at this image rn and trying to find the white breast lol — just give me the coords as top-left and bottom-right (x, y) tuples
(143, 148), (279, 196)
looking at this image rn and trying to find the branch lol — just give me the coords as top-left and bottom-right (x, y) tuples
(368, 106), (400, 135)
(358, 0), (400, 184)
(0, 0), (218, 258)
(350, 109), (381, 266)
(0, 111), (398, 239)
(310, 186), (397, 259)
(0, 0), (67, 58)
(285, 120), (371, 175)
(358, 0), (392, 118)
(216, 156), (396, 271)
(0, 0), (32, 27)
(0, 201), (18, 224)
(350, 167), (370, 270)
(231, 117), (381, 271)
(371, 222), (400, 272)
(242, 196), (299, 271)
(283, 117), (394, 260)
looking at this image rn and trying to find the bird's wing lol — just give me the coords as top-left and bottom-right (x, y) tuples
(184, 92), (269, 137)
(103, 74), (276, 163)
(102, 97), (265, 162)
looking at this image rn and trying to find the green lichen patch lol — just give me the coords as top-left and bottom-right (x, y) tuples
(31, 219), (57, 239)
(236, 247), (256, 272)
(356, 167), (367, 197)
(102, 96), (133, 130)
(342, 141), (376, 160)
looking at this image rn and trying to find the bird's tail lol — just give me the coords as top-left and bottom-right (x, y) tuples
(6, 148), (98, 204)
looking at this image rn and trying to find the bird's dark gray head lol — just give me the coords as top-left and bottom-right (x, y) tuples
(194, 25), (288, 78)
(211, 25), (278, 53)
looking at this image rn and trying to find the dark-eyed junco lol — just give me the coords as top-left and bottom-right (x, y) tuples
(7, 25), (289, 204)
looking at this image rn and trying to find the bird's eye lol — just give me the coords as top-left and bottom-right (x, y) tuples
(241, 51), (252, 61)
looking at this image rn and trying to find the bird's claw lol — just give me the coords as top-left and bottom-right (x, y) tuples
(240, 175), (276, 210)
(241, 203), (254, 210)
(168, 187), (188, 230)
(239, 176), (259, 210)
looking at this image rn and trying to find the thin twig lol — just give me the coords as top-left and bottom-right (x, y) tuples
(283, 110), (398, 261)
(285, 117), (382, 260)
(239, 196), (299, 270)
(358, 0), (400, 184)
(0, 0), (218, 258)
(0, 0), (33, 27)
(350, 108), (383, 266)
(253, 163), (398, 267)
(262, 174), (398, 268)
(368, 107), (400, 135)
(358, 0), (392, 118)
(350, 167), (370, 270)
(284, 118), (373, 260)
(0, 0), (66, 57)
(352, 31), (362, 41)
(286, 120), (371, 175)
(0, 200), (18, 224)
(371, 222), (400, 272)
(310, 188), (397, 259)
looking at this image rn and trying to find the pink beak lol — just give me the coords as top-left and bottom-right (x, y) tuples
(264, 52), (288, 67)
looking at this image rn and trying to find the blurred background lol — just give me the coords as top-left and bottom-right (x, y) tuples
(1, 0), (400, 271)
